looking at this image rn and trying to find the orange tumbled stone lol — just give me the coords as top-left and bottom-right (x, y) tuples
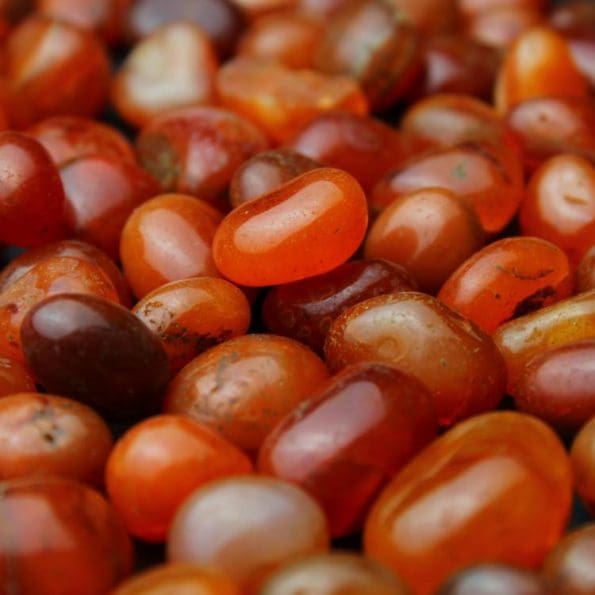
(493, 290), (595, 393)
(494, 26), (589, 113)
(364, 411), (572, 595)
(438, 236), (572, 333)
(213, 168), (368, 287)
(216, 57), (368, 143)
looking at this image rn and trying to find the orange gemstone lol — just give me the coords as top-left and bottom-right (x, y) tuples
(213, 168), (368, 287)
(364, 412), (572, 595)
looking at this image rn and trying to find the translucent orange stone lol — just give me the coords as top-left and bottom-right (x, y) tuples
(5, 15), (111, 127)
(365, 188), (485, 294)
(437, 564), (549, 595)
(29, 116), (136, 167)
(520, 154), (595, 265)
(258, 363), (437, 537)
(112, 564), (241, 595)
(61, 156), (161, 261)
(370, 142), (524, 234)
(0, 356), (35, 396)
(132, 276), (251, 374)
(0, 392), (112, 485)
(0, 239), (132, 307)
(0, 255), (120, 362)
(112, 22), (219, 129)
(0, 132), (66, 248)
(213, 168), (368, 287)
(571, 417), (595, 515)
(260, 553), (410, 595)
(414, 35), (500, 100)
(216, 57), (368, 143)
(364, 412), (572, 595)
(124, 0), (244, 58)
(35, 0), (133, 45)
(315, 0), (422, 111)
(494, 26), (589, 113)
(466, 5), (545, 49)
(438, 237), (572, 333)
(287, 112), (418, 194)
(577, 245), (595, 293)
(493, 290), (595, 393)
(516, 339), (595, 433)
(505, 97), (595, 174)
(0, 476), (133, 595)
(136, 106), (268, 207)
(106, 414), (252, 542)
(237, 10), (323, 69)
(168, 476), (330, 593)
(262, 259), (416, 355)
(119, 194), (223, 299)
(164, 334), (329, 452)
(401, 94), (512, 150)
(229, 148), (320, 209)
(324, 292), (506, 426)
(542, 524), (595, 595)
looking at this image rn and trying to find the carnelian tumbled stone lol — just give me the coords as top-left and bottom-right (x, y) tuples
(0, 239), (132, 306)
(5, 15), (111, 127)
(260, 553), (409, 595)
(216, 57), (368, 143)
(577, 245), (595, 293)
(371, 142), (524, 234)
(0, 131), (66, 247)
(493, 290), (595, 393)
(21, 294), (169, 419)
(168, 476), (329, 592)
(542, 524), (595, 595)
(229, 148), (319, 209)
(365, 188), (485, 294)
(262, 259), (416, 355)
(106, 414), (252, 542)
(120, 194), (222, 299)
(125, 0), (244, 58)
(401, 94), (511, 150)
(415, 35), (500, 100)
(515, 340), (595, 433)
(437, 564), (549, 595)
(505, 97), (595, 174)
(113, 564), (242, 595)
(0, 356), (35, 396)
(0, 392), (112, 485)
(494, 26), (589, 113)
(325, 292), (506, 426)
(258, 363), (437, 537)
(520, 154), (595, 265)
(29, 116), (136, 167)
(0, 476), (133, 595)
(315, 0), (422, 111)
(133, 276), (251, 374)
(213, 168), (368, 287)
(0, 255), (121, 362)
(571, 418), (595, 515)
(112, 22), (219, 129)
(35, 0), (133, 45)
(287, 112), (417, 194)
(466, 5), (545, 49)
(136, 107), (268, 206)
(237, 10), (323, 69)
(165, 334), (329, 452)
(438, 237), (572, 333)
(61, 156), (161, 261)
(392, 0), (459, 35)
(364, 411), (572, 595)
